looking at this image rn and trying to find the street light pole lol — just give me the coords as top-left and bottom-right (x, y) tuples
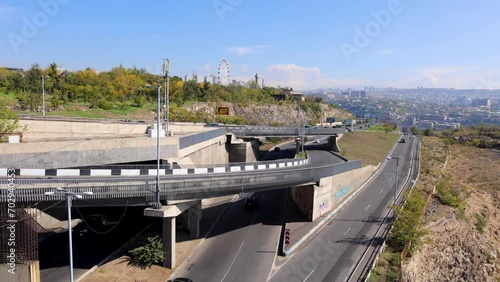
(163, 59), (170, 136)
(41, 75), (45, 116)
(44, 188), (93, 282)
(156, 84), (162, 209)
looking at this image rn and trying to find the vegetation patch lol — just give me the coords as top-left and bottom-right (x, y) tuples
(337, 131), (399, 166)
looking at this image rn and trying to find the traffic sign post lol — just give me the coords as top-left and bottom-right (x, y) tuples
(284, 228), (291, 245)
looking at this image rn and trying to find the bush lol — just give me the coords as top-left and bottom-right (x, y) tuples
(128, 236), (163, 267)
(97, 99), (112, 110)
(134, 95), (146, 107)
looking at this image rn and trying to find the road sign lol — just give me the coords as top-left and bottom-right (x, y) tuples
(216, 107), (229, 116)
(285, 228), (290, 245)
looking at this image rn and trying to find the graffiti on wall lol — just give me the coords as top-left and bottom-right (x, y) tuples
(335, 185), (351, 201)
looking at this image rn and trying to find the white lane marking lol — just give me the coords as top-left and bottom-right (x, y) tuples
(303, 270), (314, 282)
(344, 227), (352, 236)
(379, 189), (384, 194)
(221, 241), (245, 282)
(365, 205), (371, 211)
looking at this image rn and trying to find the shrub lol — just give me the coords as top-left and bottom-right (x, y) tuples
(97, 99), (112, 110)
(128, 236), (163, 267)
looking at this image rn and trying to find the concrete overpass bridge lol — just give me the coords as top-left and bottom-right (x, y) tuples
(0, 118), (358, 272)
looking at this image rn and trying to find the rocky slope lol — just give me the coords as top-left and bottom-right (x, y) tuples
(183, 102), (351, 126)
(402, 146), (500, 282)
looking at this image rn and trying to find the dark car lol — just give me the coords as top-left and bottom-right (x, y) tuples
(274, 147), (280, 152)
(170, 278), (194, 282)
(245, 198), (259, 209)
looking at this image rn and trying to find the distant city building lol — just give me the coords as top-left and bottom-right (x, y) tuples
(471, 98), (491, 108)
(350, 90), (367, 99)
(418, 114), (447, 122)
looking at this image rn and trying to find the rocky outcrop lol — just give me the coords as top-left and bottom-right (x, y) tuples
(183, 102), (351, 126)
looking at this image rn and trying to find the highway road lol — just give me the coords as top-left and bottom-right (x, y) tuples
(171, 138), (346, 282)
(173, 135), (416, 282)
(268, 136), (416, 282)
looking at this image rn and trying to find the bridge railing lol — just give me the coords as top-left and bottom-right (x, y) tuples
(0, 160), (361, 204)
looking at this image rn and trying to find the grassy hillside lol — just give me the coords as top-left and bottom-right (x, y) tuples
(337, 131), (400, 166)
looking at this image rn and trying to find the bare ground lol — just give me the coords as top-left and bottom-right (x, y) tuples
(402, 145), (500, 282)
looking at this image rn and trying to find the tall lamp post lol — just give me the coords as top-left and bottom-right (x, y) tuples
(386, 157), (399, 205)
(41, 75), (46, 116)
(163, 59), (170, 136)
(44, 188), (93, 282)
(156, 84), (162, 209)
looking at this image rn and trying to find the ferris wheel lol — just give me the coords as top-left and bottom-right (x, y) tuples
(218, 59), (230, 85)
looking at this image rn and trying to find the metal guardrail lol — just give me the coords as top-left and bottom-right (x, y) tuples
(226, 126), (346, 138)
(0, 160), (361, 204)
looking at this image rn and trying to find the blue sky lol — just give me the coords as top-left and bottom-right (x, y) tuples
(1, 0), (500, 90)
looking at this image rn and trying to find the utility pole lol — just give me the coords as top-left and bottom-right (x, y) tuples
(163, 59), (170, 136)
(41, 75), (46, 116)
(156, 85), (162, 209)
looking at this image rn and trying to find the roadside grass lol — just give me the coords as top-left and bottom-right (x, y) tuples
(366, 124), (392, 132)
(337, 131), (399, 166)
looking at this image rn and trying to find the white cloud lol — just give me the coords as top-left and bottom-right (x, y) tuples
(263, 64), (368, 90)
(202, 64), (211, 71)
(226, 45), (271, 56)
(240, 64), (249, 72)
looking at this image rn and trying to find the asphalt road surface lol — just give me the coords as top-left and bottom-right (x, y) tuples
(268, 136), (416, 282)
(173, 139), (346, 282)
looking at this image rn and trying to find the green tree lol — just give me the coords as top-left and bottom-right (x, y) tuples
(0, 107), (19, 140)
(25, 64), (43, 93)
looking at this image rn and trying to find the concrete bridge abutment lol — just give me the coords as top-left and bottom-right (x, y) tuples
(291, 164), (377, 221)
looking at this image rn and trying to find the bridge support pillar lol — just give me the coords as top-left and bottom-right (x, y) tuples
(327, 135), (341, 152)
(188, 200), (202, 239)
(144, 201), (199, 269)
(162, 217), (176, 268)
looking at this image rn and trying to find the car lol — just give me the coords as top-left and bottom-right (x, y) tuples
(170, 278), (194, 282)
(245, 198), (259, 209)
(399, 138), (406, 143)
(285, 148), (291, 153)
(274, 147), (280, 152)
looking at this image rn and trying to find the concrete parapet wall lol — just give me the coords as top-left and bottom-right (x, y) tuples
(0, 137), (178, 168)
(292, 164), (376, 221)
(18, 120), (208, 141)
(177, 135), (228, 166)
(19, 120), (148, 141)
